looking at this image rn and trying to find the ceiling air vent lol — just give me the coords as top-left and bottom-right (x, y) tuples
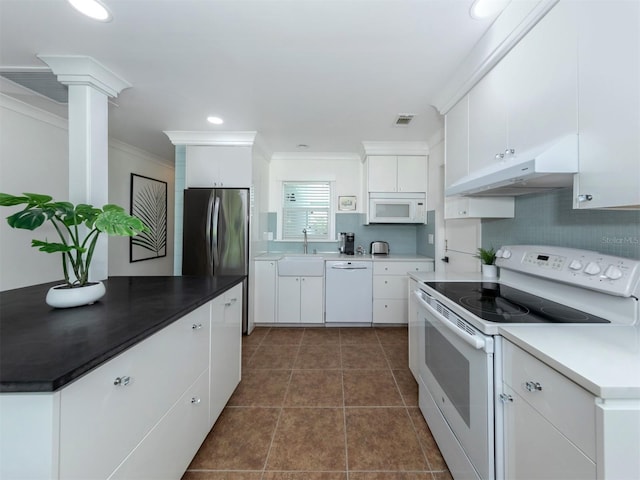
(394, 114), (415, 127)
(0, 70), (68, 104)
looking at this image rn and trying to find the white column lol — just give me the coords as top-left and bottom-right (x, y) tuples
(67, 84), (109, 280)
(38, 55), (130, 282)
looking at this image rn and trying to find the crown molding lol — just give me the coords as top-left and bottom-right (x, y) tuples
(163, 131), (257, 146)
(109, 138), (174, 169)
(37, 55), (131, 98)
(361, 141), (429, 157)
(433, 0), (558, 114)
(0, 92), (67, 129)
(270, 151), (361, 162)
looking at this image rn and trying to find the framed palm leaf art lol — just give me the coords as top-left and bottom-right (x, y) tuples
(130, 173), (167, 262)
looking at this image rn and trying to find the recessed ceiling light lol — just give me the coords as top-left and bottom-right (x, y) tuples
(207, 116), (224, 125)
(469, 0), (509, 19)
(67, 0), (112, 22)
(296, 144), (310, 150)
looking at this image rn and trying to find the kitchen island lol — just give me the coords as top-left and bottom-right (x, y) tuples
(0, 275), (245, 480)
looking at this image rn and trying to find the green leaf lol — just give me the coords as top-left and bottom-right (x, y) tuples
(102, 204), (125, 213)
(0, 193), (30, 206)
(32, 239), (77, 253)
(23, 193), (53, 206)
(95, 210), (147, 236)
(6, 209), (47, 230)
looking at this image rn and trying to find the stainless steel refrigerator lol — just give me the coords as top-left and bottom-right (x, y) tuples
(182, 188), (249, 333)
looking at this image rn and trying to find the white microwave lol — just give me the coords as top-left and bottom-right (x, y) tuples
(368, 193), (426, 224)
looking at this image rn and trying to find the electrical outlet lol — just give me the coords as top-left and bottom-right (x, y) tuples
(428, 234), (434, 244)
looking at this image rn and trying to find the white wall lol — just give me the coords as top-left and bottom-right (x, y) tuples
(251, 139), (271, 256)
(269, 155), (362, 236)
(108, 141), (174, 276)
(0, 94), (175, 291)
(427, 132), (447, 273)
(0, 95), (69, 291)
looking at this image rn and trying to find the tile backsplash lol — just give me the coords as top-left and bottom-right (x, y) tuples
(266, 211), (436, 256)
(482, 188), (640, 259)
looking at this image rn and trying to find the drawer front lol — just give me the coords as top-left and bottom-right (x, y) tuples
(373, 261), (432, 276)
(373, 299), (407, 324)
(373, 275), (407, 299)
(108, 369), (211, 480)
(503, 341), (596, 460)
(502, 383), (596, 480)
(60, 303), (211, 479)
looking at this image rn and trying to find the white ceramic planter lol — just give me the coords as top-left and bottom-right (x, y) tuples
(481, 264), (498, 278)
(46, 281), (106, 308)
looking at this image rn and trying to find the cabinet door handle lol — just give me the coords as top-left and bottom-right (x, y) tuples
(499, 393), (513, 403)
(114, 376), (131, 387)
(495, 153), (505, 159)
(525, 381), (543, 392)
(192, 323), (203, 330)
(577, 194), (593, 202)
(505, 148), (515, 156)
(191, 397), (201, 405)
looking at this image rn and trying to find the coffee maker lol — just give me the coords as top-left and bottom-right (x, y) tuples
(338, 232), (356, 255)
(345, 232), (355, 255)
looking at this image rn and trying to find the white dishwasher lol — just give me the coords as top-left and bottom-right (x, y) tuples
(325, 260), (373, 324)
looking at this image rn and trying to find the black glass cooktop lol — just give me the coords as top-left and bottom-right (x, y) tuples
(424, 282), (610, 324)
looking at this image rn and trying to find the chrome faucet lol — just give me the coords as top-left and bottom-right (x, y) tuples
(302, 228), (308, 254)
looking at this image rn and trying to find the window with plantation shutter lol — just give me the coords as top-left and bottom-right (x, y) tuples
(282, 181), (331, 240)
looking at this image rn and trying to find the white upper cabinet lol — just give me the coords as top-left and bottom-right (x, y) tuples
(444, 96), (470, 189)
(186, 145), (252, 188)
(468, 61), (510, 175)
(445, 96), (515, 218)
(574, 1), (640, 209)
(468, 1), (578, 173)
(445, 196), (514, 219)
(367, 155), (427, 193)
(368, 156), (398, 192)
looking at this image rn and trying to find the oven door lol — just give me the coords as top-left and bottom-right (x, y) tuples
(414, 289), (495, 480)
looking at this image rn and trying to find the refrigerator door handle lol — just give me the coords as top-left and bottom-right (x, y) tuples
(205, 192), (215, 273)
(211, 196), (221, 274)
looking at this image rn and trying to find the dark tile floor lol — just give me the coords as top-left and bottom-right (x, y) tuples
(182, 326), (453, 480)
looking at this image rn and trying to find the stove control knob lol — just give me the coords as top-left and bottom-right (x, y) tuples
(604, 265), (623, 280)
(584, 262), (601, 275)
(502, 249), (512, 259)
(568, 260), (583, 271)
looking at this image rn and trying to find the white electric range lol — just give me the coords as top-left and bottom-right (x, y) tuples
(411, 245), (640, 480)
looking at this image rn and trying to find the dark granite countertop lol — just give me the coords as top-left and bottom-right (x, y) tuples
(0, 275), (244, 393)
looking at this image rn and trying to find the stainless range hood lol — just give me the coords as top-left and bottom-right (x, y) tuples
(445, 135), (579, 197)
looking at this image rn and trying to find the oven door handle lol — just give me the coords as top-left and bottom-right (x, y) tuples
(413, 290), (486, 350)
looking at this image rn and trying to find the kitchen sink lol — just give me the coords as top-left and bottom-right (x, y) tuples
(277, 255), (324, 276)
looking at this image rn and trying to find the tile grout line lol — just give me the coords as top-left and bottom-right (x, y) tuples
(258, 327), (300, 480)
(339, 328), (350, 480)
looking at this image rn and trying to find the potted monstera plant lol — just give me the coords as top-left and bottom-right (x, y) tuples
(0, 192), (147, 308)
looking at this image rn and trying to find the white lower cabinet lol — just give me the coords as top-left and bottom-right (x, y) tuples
(407, 278), (420, 379)
(108, 370), (210, 480)
(502, 340), (596, 479)
(277, 276), (323, 324)
(2, 284), (243, 480)
(59, 303), (210, 480)
(254, 260), (276, 324)
(373, 261), (433, 324)
(209, 283), (242, 424)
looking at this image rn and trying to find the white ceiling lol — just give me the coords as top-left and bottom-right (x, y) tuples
(0, 0), (501, 162)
